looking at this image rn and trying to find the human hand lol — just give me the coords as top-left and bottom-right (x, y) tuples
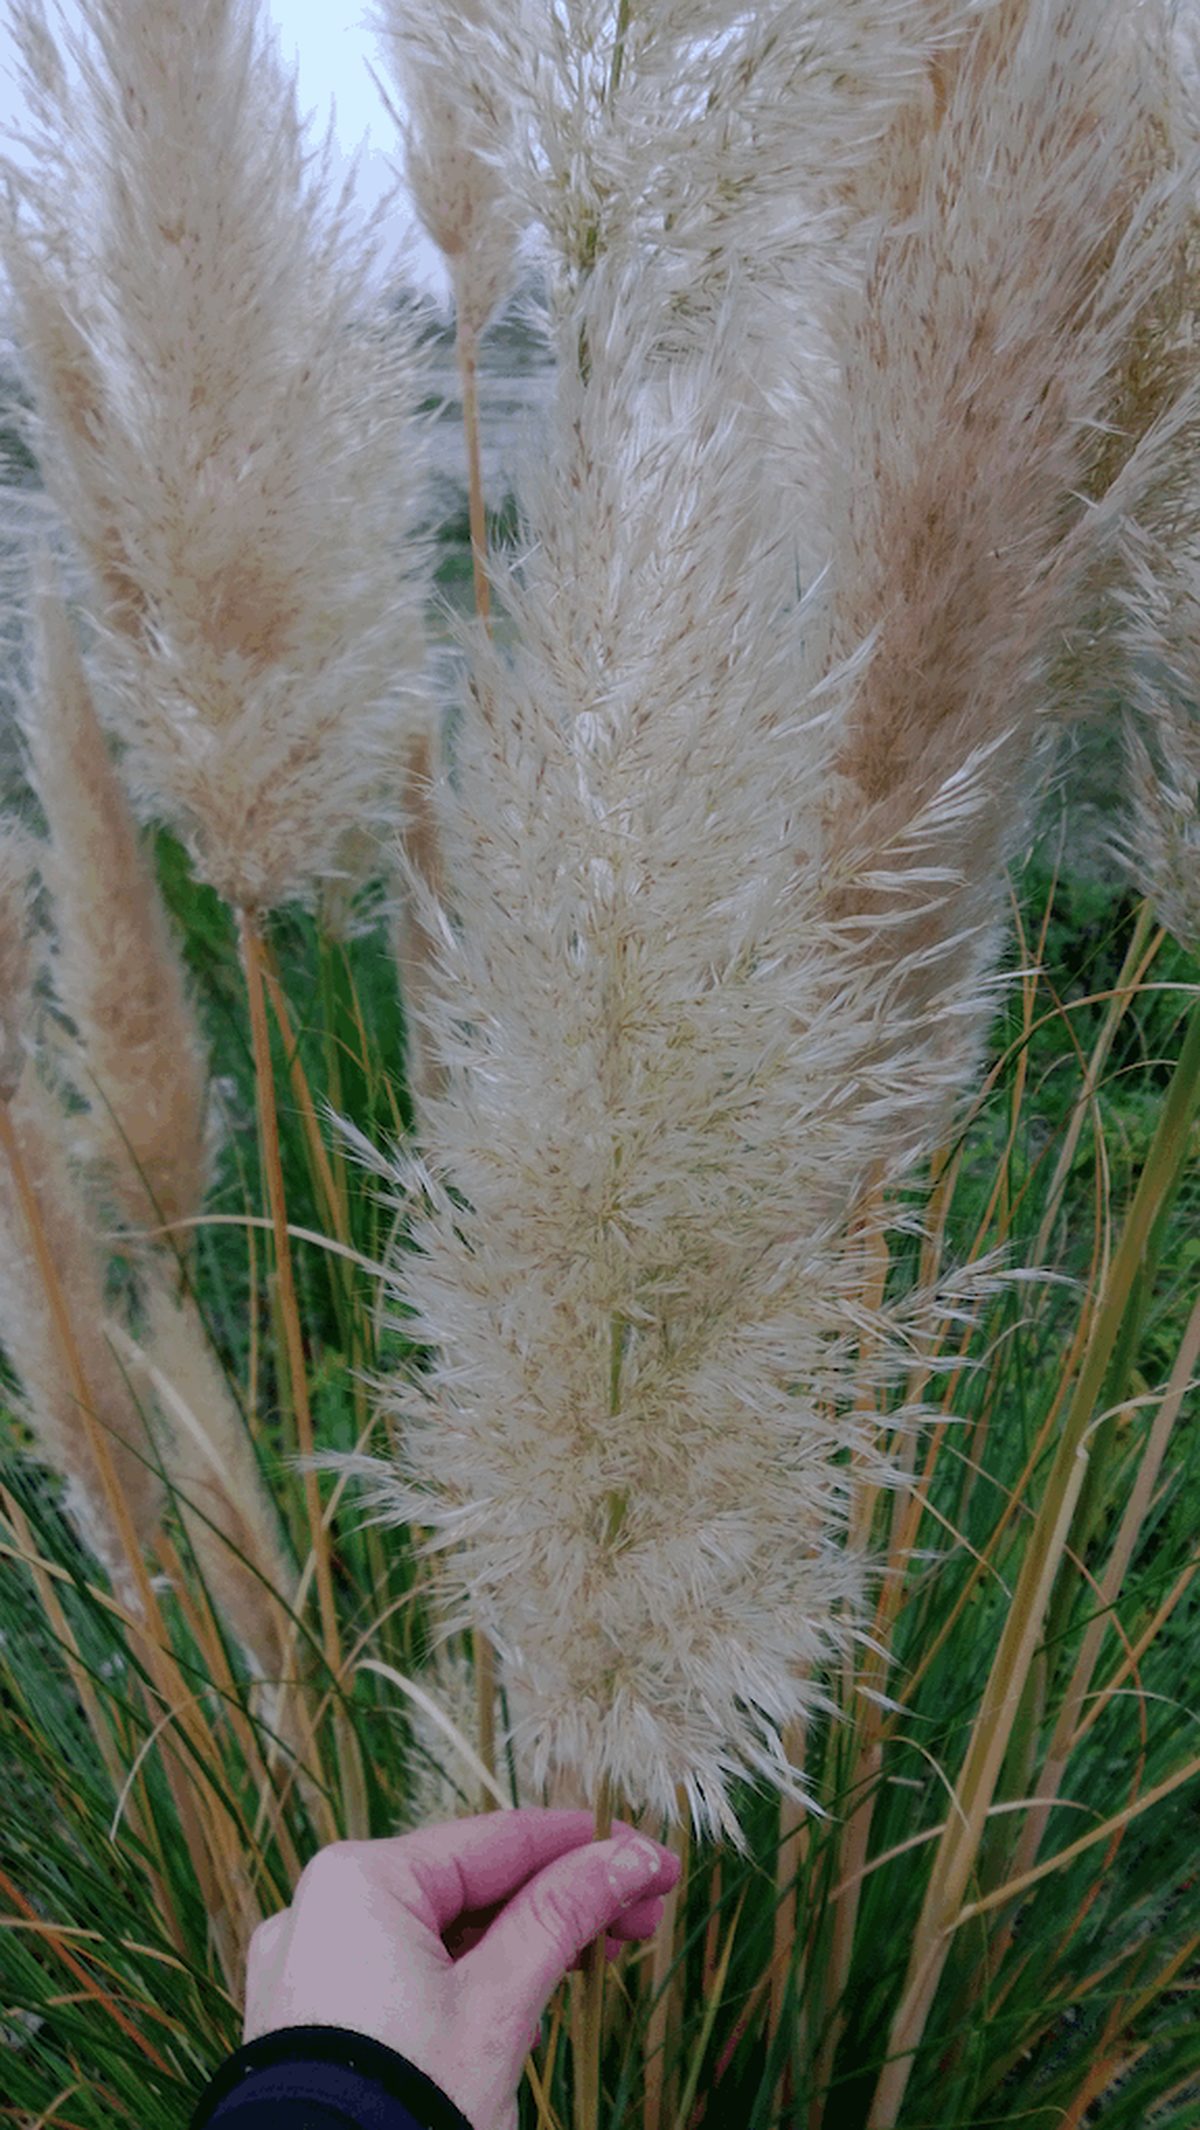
(242, 1807), (682, 2130)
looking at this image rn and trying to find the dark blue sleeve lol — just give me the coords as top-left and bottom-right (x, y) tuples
(187, 2024), (477, 2130)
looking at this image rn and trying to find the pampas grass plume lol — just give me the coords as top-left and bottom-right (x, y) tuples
(109, 1281), (301, 1732)
(298, 0), (1200, 1856)
(815, 0), (1200, 1136)
(20, 542), (211, 1240)
(0, 0), (432, 913)
(0, 1062), (164, 1611)
(370, 0), (523, 337)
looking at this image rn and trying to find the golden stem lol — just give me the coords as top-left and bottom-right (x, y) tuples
(642, 1796), (689, 2130)
(575, 1775), (615, 2130)
(457, 322), (491, 630)
(238, 909), (367, 1840)
(260, 947), (351, 1253)
(768, 1718), (809, 2108)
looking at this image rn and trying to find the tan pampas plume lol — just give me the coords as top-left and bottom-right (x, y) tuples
(1086, 13), (1200, 951)
(1111, 532), (1200, 949)
(290, 0), (1200, 1859)
(0, 1061), (165, 1618)
(369, 0), (525, 341)
(295, 241), (942, 1851)
(0, 0), (432, 914)
(107, 1279), (301, 1736)
(0, 830), (166, 1621)
(369, 0), (528, 1107)
(18, 541), (211, 1244)
(813, 0), (1200, 1150)
(0, 7), (148, 645)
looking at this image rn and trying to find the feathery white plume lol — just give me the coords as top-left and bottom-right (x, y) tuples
(370, 0), (526, 338)
(296, 0), (1200, 1848)
(0, 1062), (165, 1611)
(299, 242), (945, 1848)
(0, 0), (432, 912)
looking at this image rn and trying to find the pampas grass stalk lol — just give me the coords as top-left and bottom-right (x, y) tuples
(369, 0), (524, 1115)
(239, 908), (367, 1838)
(641, 1800), (690, 2130)
(573, 1773), (615, 2130)
(370, 0), (529, 1795)
(815, 1), (1200, 1148)
(284, 12), (1200, 2125)
(0, 855), (255, 1975)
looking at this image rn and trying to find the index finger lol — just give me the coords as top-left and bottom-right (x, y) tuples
(365, 1809), (645, 1936)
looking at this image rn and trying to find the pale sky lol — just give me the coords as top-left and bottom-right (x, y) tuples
(0, 0), (448, 305)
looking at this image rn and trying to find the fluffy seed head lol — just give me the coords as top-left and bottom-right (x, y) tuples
(0, 1063), (165, 1604)
(371, 0), (525, 337)
(112, 1280), (299, 1697)
(19, 543), (212, 1239)
(0, 0), (433, 911)
(298, 243), (965, 1848)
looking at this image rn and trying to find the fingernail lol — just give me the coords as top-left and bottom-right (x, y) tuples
(607, 1835), (661, 1896)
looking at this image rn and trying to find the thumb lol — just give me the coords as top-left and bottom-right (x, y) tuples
(465, 1832), (679, 2026)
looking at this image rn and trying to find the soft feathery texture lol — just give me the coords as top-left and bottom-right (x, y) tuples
(112, 1280), (300, 1729)
(1114, 532), (1200, 949)
(300, 246), (967, 1849)
(19, 543), (212, 1240)
(1099, 10), (1200, 948)
(298, 0), (1200, 1847)
(813, 0), (1200, 1138)
(371, 0), (526, 339)
(0, 1062), (165, 1610)
(0, 0), (432, 912)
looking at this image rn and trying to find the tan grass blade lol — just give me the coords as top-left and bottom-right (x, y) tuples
(354, 1652), (512, 1814)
